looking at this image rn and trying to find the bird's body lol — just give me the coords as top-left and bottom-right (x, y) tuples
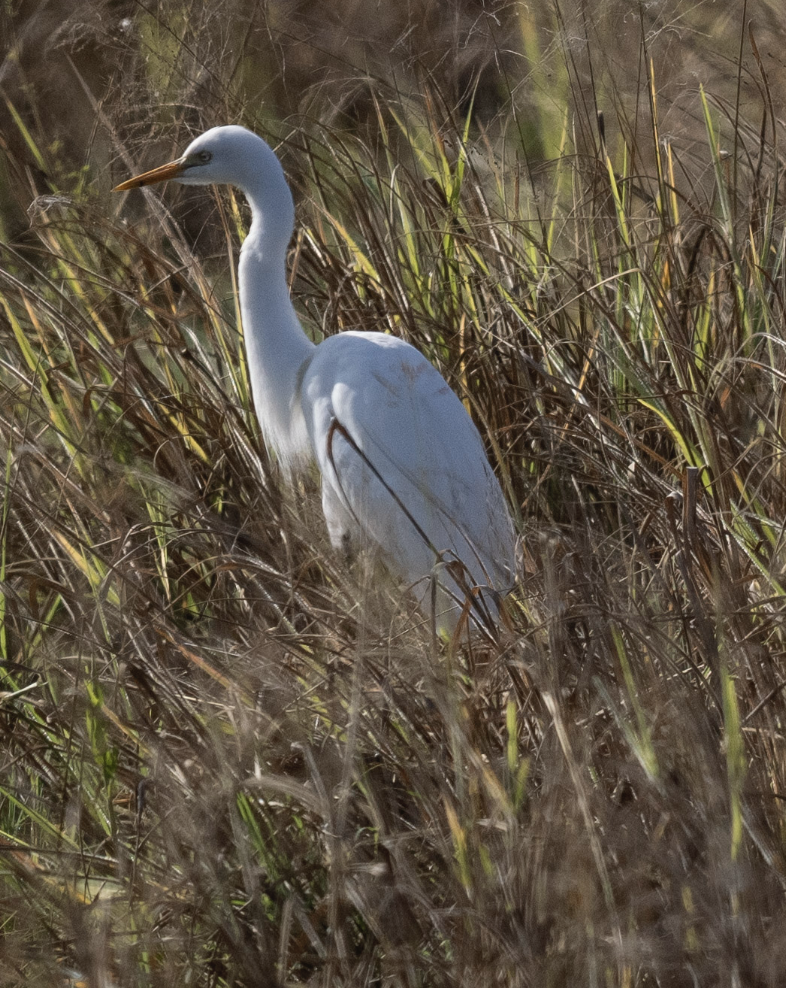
(116, 126), (515, 632)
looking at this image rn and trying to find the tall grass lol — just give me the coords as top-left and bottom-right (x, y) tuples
(2, 2), (786, 985)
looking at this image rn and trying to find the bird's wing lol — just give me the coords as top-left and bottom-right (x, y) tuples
(301, 332), (514, 602)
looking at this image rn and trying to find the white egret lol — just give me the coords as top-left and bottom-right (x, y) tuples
(115, 126), (515, 633)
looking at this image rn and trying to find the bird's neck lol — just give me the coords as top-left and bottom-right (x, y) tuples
(239, 201), (315, 473)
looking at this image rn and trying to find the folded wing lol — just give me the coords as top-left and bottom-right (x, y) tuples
(301, 331), (515, 630)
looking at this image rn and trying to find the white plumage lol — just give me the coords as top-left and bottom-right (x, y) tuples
(115, 125), (515, 633)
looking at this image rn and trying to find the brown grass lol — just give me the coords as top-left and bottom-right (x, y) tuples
(2, 2), (786, 985)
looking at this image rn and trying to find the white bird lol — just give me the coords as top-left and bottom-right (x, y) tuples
(115, 126), (515, 634)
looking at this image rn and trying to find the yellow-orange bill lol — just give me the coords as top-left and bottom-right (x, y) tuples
(113, 157), (185, 191)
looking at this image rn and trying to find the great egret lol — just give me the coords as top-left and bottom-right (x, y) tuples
(115, 126), (515, 633)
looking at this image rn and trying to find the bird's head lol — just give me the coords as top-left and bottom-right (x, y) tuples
(114, 125), (285, 194)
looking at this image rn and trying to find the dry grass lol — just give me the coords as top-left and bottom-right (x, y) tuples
(2, 2), (786, 986)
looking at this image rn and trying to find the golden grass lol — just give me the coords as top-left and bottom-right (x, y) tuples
(2, 3), (786, 985)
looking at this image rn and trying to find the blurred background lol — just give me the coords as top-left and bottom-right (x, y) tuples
(4, 3), (786, 986)
(3, 0), (786, 229)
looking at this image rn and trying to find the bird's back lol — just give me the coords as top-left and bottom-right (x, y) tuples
(301, 331), (515, 630)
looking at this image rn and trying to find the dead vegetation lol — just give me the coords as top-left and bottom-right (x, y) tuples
(2, 2), (786, 985)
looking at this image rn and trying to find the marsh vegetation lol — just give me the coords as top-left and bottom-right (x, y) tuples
(2, 1), (786, 984)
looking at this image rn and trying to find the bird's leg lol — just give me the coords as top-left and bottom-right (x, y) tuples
(340, 529), (354, 564)
(321, 478), (357, 563)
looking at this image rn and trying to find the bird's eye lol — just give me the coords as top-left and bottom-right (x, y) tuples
(196, 150), (212, 164)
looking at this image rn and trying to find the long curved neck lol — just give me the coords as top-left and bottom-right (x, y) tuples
(239, 182), (315, 473)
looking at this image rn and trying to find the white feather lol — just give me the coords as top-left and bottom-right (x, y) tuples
(119, 125), (516, 632)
